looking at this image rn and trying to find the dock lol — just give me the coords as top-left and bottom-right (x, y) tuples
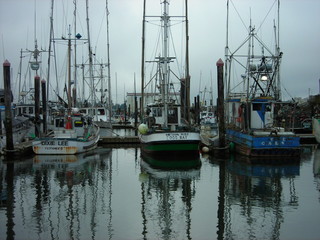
(99, 136), (140, 144)
(1, 140), (34, 159)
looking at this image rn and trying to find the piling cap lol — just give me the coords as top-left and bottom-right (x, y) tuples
(35, 75), (40, 80)
(216, 58), (224, 67)
(3, 59), (10, 67)
(41, 79), (46, 83)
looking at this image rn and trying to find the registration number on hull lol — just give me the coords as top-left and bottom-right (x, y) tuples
(166, 133), (189, 140)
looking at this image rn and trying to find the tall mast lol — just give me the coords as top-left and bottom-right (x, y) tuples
(86, 0), (94, 108)
(162, 0), (170, 127)
(67, 25), (72, 112)
(73, 0), (77, 107)
(277, 0), (281, 100)
(141, 0), (146, 120)
(47, 0), (54, 108)
(225, 0), (230, 98)
(184, 0), (190, 122)
(106, 0), (112, 122)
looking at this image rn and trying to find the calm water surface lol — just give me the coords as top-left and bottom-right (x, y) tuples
(1, 146), (320, 240)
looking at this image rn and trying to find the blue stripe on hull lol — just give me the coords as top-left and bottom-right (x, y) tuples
(227, 129), (301, 158)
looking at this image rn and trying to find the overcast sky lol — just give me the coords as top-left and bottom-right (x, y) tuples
(1, 0), (319, 104)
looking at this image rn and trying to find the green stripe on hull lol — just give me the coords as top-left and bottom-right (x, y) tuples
(144, 143), (199, 151)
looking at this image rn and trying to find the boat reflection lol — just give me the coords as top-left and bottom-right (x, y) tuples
(218, 154), (300, 240)
(139, 156), (201, 240)
(140, 152), (201, 170)
(1, 148), (113, 240)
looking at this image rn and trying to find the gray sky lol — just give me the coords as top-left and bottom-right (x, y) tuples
(1, 0), (319, 104)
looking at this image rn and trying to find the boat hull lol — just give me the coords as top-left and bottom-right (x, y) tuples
(32, 136), (99, 155)
(139, 131), (200, 158)
(227, 129), (301, 158)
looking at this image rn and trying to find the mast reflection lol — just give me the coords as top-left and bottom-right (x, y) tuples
(215, 154), (300, 240)
(30, 149), (112, 239)
(140, 155), (200, 239)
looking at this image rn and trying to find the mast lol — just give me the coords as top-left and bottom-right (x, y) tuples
(225, 0), (230, 98)
(141, 0), (146, 121)
(184, 0), (190, 122)
(162, 0), (170, 127)
(277, 0), (281, 100)
(86, 0), (95, 109)
(46, 0), (54, 121)
(73, 0), (77, 107)
(106, 0), (112, 122)
(67, 25), (72, 112)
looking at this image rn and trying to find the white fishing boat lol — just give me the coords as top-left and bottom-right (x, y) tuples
(32, 1), (100, 155)
(138, 0), (200, 161)
(32, 112), (100, 155)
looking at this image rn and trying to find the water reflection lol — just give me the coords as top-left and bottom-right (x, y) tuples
(140, 156), (200, 240)
(1, 148), (112, 240)
(0, 148), (319, 239)
(213, 154), (301, 240)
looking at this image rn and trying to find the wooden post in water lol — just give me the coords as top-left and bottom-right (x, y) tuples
(3, 60), (14, 152)
(217, 58), (226, 148)
(34, 75), (40, 137)
(41, 79), (47, 134)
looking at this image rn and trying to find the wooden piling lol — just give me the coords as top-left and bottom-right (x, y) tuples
(41, 79), (47, 134)
(217, 58), (226, 147)
(3, 60), (14, 152)
(34, 75), (40, 137)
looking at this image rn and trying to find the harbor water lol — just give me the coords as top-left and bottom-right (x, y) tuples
(1, 145), (320, 240)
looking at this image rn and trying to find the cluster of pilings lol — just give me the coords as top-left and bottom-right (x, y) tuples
(2, 60), (47, 159)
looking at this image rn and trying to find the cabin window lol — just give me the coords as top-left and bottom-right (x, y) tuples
(0, 97), (4, 103)
(55, 119), (64, 127)
(29, 107), (34, 114)
(152, 107), (162, 117)
(252, 103), (262, 111)
(168, 108), (178, 124)
(98, 109), (105, 115)
(74, 120), (83, 127)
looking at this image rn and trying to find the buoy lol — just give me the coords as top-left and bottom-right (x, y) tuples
(138, 123), (149, 134)
(65, 116), (72, 129)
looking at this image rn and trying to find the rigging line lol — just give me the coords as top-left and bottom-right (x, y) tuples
(94, 10), (107, 53)
(257, 0), (277, 33)
(230, 0), (248, 32)
(281, 82), (294, 100)
(169, 27), (182, 79)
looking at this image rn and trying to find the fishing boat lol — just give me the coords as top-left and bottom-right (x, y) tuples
(138, 0), (200, 160)
(224, 0), (300, 159)
(32, 1), (100, 155)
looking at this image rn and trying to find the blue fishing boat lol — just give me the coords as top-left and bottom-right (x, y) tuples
(224, 0), (300, 159)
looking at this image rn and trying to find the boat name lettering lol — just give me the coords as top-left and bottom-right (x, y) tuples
(40, 140), (68, 146)
(166, 133), (189, 140)
(58, 141), (68, 146)
(41, 140), (55, 146)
